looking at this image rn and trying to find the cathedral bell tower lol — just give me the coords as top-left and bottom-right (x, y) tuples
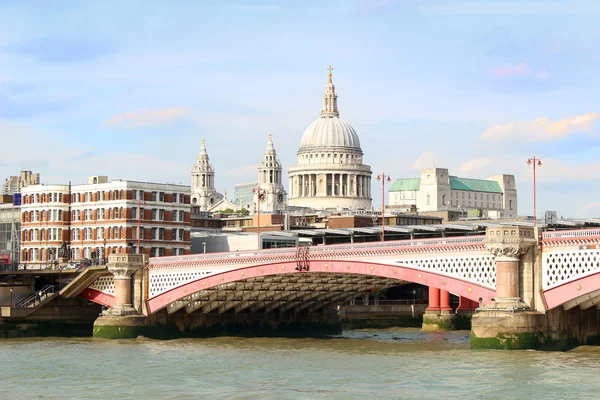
(191, 138), (218, 211)
(255, 133), (286, 214)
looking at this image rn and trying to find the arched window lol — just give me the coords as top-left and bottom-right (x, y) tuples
(119, 207), (124, 219)
(426, 193), (430, 206)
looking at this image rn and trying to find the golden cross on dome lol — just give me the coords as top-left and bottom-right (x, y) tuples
(268, 132), (272, 140)
(202, 138), (205, 146)
(327, 66), (333, 82)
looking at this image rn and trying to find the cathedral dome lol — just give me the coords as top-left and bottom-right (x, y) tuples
(299, 116), (361, 151)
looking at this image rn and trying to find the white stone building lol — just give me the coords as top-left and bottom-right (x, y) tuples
(288, 67), (372, 210)
(254, 134), (287, 214)
(191, 139), (222, 210)
(389, 167), (517, 218)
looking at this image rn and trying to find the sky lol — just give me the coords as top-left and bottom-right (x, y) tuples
(1, 0), (599, 217)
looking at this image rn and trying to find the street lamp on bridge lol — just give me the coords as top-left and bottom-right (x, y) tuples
(376, 173), (391, 241)
(253, 186), (266, 250)
(527, 157), (542, 227)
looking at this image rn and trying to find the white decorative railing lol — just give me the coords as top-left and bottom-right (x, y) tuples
(149, 235), (485, 267)
(542, 228), (600, 240)
(89, 276), (115, 295)
(391, 255), (496, 289)
(542, 248), (600, 290)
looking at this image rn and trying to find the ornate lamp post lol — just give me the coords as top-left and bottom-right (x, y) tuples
(253, 186), (266, 250)
(376, 173), (391, 241)
(9, 288), (13, 308)
(103, 238), (107, 265)
(527, 157), (542, 227)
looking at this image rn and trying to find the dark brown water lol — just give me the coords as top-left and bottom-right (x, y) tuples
(0, 328), (599, 399)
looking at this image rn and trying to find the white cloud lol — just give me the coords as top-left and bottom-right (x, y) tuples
(481, 112), (599, 142)
(532, 158), (600, 183)
(412, 151), (434, 169)
(104, 107), (191, 129)
(458, 158), (492, 173)
(489, 62), (550, 80)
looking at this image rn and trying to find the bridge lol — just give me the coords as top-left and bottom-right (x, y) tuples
(6, 224), (600, 349)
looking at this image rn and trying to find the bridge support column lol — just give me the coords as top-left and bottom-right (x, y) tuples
(93, 254), (150, 339)
(472, 226), (542, 349)
(423, 287), (455, 331)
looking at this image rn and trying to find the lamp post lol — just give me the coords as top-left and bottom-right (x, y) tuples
(253, 186), (266, 250)
(9, 288), (13, 308)
(103, 238), (107, 265)
(376, 173), (391, 241)
(527, 157), (542, 227)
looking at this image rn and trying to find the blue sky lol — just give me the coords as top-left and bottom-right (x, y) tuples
(1, 0), (599, 217)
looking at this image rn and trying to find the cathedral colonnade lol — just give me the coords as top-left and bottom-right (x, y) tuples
(288, 173), (371, 198)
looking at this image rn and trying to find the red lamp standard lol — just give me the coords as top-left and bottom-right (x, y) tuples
(527, 157), (542, 227)
(253, 187), (266, 250)
(376, 173), (391, 241)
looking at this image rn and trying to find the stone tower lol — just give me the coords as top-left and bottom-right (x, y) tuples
(191, 138), (218, 210)
(255, 133), (286, 214)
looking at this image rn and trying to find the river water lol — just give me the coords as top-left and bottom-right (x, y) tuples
(0, 328), (599, 400)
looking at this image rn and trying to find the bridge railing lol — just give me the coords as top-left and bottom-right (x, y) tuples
(542, 228), (600, 240)
(150, 235), (485, 265)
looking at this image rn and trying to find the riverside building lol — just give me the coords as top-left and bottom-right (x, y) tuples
(389, 167), (517, 219)
(20, 176), (191, 265)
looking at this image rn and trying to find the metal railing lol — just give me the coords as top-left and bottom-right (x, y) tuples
(150, 235), (486, 266)
(59, 263), (89, 290)
(15, 284), (58, 308)
(542, 228), (600, 240)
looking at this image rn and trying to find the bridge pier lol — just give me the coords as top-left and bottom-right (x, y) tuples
(422, 287), (456, 331)
(472, 226), (548, 349)
(93, 254), (149, 339)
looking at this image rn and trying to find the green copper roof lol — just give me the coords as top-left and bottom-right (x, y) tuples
(450, 177), (502, 193)
(389, 176), (502, 194)
(389, 178), (421, 192)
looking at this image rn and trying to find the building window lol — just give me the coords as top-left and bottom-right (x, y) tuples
(178, 230), (183, 241)
(442, 194), (446, 206)
(152, 209), (157, 220)
(172, 211), (177, 221)
(159, 228), (164, 240)
(113, 227), (118, 239)
(100, 227), (104, 239)
(159, 209), (164, 221)
(152, 191), (158, 202)
(152, 228), (157, 240)
(426, 194), (430, 206)
(509, 199), (513, 210)
(159, 192), (164, 202)
(172, 193), (177, 203)
(132, 207), (137, 219)
(179, 211), (184, 222)
(172, 228), (177, 241)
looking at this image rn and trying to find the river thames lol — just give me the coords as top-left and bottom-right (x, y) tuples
(1, 328), (599, 400)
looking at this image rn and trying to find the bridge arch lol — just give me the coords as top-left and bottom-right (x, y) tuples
(146, 259), (495, 315)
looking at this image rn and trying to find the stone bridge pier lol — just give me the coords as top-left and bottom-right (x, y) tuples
(93, 254), (149, 338)
(472, 226), (600, 350)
